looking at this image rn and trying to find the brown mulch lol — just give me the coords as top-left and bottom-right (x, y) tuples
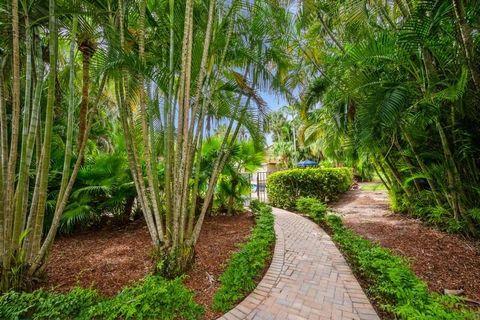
(332, 186), (480, 303)
(45, 213), (255, 319)
(45, 219), (153, 296)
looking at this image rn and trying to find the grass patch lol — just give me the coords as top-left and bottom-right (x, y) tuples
(361, 182), (387, 191)
(296, 197), (478, 320)
(212, 200), (275, 312)
(0, 276), (203, 320)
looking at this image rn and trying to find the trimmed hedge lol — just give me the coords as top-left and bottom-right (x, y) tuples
(212, 200), (275, 312)
(267, 168), (353, 209)
(296, 197), (477, 320)
(0, 276), (203, 320)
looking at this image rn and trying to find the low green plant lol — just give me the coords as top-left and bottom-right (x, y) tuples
(267, 167), (353, 209)
(296, 198), (477, 319)
(250, 199), (264, 214)
(88, 276), (203, 320)
(0, 276), (203, 320)
(360, 182), (386, 191)
(296, 197), (327, 222)
(212, 202), (275, 312)
(0, 287), (100, 320)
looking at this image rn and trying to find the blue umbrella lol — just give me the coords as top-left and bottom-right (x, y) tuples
(297, 160), (318, 167)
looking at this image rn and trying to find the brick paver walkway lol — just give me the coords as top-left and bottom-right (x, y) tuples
(219, 208), (379, 320)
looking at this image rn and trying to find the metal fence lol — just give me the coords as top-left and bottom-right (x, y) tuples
(251, 171), (268, 203)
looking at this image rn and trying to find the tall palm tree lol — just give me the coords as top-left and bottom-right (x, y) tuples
(295, 0), (480, 235)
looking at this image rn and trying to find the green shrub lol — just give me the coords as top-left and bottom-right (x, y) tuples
(0, 287), (100, 320)
(212, 202), (275, 312)
(267, 168), (353, 209)
(88, 276), (203, 320)
(0, 276), (203, 320)
(296, 199), (477, 320)
(250, 199), (264, 214)
(296, 197), (327, 222)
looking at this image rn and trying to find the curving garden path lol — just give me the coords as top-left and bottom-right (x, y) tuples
(219, 208), (379, 320)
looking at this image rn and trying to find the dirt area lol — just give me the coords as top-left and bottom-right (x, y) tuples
(332, 185), (480, 303)
(45, 219), (153, 296)
(45, 213), (255, 319)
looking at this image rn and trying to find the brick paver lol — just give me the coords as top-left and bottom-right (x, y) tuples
(218, 208), (379, 320)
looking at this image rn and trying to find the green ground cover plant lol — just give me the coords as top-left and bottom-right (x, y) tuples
(212, 200), (275, 312)
(267, 168), (353, 209)
(360, 183), (387, 191)
(295, 197), (477, 320)
(0, 276), (203, 320)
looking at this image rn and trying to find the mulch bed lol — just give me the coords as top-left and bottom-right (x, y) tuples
(45, 213), (255, 319)
(45, 219), (153, 296)
(333, 189), (480, 304)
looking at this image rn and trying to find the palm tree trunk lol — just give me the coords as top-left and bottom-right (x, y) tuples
(116, 0), (161, 246)
(173, 0), (194, 250)
(435, 119), (469, 226)
(139, 0), (164, 241)
(29, 73), (107, 275)
(12, 15), (33, 251)
(394, 0), (410, 17)
(373, 161), (391, 191)
(0, 56), (5, 268)
(3, 0), (22, 284)
(403, 131), (443, 207)
(393, 139), (421, 192)
(317, 13), (345, 54)
(23, 39), (45, 259)
(29, 0), (58, 260)
(57, 15), (78, 210)
(179, 0), (216, 246)
(451, 0), (480, 89)
(77, 42), (94, 151)
(384, 155), (412, 198)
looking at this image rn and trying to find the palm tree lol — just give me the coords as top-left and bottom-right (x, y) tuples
(0, 0), (110, 289)
(294, 0), (480, 235)
(108, 0), (291, 275)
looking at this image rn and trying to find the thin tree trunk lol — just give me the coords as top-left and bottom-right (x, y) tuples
(403, 131), (443, 207)
(30, 0), (58, 260)
(394, 0), (410, 17)
(393, 138), (421, 193)
(77, 40), (95, 150)
(29, 73), (107, 275)
(57, 15), (78, 211)
(451, 0), (480, 89)
(373, 161), (391, 191)
(12, 15), (33, 251)
(317, 13), (345, 54)
(138, 0), (164, 241)
(179, 0), (216, 246)
(117, 0), (160, 246)
(384, 155), (412, 198)
(0, 57), (5, 268)
(435, 119), (470, 228)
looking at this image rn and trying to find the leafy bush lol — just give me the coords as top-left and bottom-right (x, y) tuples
(88, 276), (203, 320)
(0, 276), (203, 320)
(0, 287), (100, 320)
(267, 168), (353, 209)
(212, 202), (275, 312)
(296, 197), (327, 222)
(296, 198), (477, 320)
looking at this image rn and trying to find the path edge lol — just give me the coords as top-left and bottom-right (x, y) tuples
(217, 216), (284, 320)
